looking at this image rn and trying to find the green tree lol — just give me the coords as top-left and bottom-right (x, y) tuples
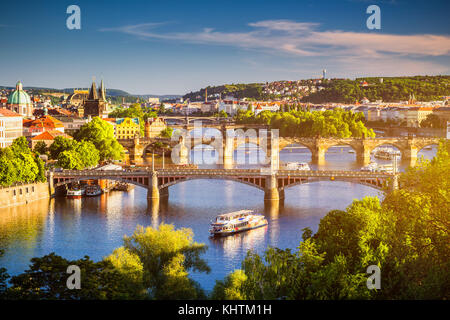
(75, 117), (124, 161)
(118, 224), (210, 299)
(49, 136), (77, 160)
(33, 141), (48, 155)
(7, 253), (138, 300)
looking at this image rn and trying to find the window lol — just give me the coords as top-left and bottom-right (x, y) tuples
(26, 187), (29, 193)
(32, 186), (35, 192)
(19, 189), (22, 195)
(13, 189), (16, 196)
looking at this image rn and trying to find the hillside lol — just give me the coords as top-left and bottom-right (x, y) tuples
(301, 76), (450, 103)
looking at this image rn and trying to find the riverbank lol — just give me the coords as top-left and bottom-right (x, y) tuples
(0, 182), (50, 209)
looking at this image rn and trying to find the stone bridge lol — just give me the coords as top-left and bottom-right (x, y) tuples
(118, 127), (440, 167)
(49, 168), (398, 206)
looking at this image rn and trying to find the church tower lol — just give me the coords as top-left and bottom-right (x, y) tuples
(83, 78), (108, 118)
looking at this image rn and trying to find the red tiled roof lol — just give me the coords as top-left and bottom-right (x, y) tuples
(31, 130), (72, 141)
(0, 108), (22, 117)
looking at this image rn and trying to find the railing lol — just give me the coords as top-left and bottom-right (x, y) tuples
(51, 168), (394, 178)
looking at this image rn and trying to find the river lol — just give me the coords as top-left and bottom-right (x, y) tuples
(0, 145), (437, 292)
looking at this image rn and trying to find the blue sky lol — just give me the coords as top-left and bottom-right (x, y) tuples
(0, 0), (449, 95)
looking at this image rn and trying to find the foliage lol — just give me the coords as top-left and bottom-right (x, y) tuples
(74, 117), (124, 161)
(50, 137), (100, 169)
(159, 127), (173, 138)
(235, 109), (375, 138)
(0, 137), (46, 186)
(6, 253), (138, 300)
(119, 224), (210, 299)
(213, 140), (449, 300)
(302, 76), (450, 103)
(33, 141), (48, 155)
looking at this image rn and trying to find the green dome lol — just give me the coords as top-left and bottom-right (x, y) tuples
(7, 81), (31, 105)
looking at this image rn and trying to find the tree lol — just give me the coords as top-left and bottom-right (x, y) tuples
(213, 140), (449, 300)
(118, 224), (210, 299)
(75, 117), (124, 161)
(33, 141), (48, 155)
(159, 127), (173, 138)
(7, 253), (138, 300)
(49, 136), (77, 160)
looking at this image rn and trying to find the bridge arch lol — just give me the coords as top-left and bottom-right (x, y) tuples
(281, 177), (387, 191)
(279, 143), (313, 163)
(158, 176), (266, 191)
(53, 176), (149, 189)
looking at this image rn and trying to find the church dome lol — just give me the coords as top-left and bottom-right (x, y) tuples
(7, 81), (31, 105)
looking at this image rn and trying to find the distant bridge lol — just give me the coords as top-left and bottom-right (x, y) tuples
(118, 129), (440, 167)
(49, 168), (398, 205)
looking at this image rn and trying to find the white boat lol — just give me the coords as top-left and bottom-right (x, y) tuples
(209, 210), (268, 237)
(66, 188), (84, 199)
(361, 162), (378, 172)
(282, 162), (310, 171)
(374, 147), (400, 160)
(85, 185), (102, 197)
(348, 149), (356, 154)
(424, 146), (433, 150)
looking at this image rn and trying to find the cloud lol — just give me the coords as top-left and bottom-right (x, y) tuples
(100, 19), (450, 59)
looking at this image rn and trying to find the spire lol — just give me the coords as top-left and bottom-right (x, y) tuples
(98, 79), (106, 101)
(88, 79), (98, 100)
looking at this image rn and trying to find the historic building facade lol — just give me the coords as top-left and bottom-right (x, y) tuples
(82, 80), (108, 118)
(6, 81), (33, 117)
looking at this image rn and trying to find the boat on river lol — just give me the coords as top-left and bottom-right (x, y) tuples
(66, 187), (84, 199)
(374, 147), (400, 160)
(209, 210), (268, 237)
(85, 185), (102, 197)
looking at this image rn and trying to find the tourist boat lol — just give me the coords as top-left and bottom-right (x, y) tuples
(209, 210), (268, 236)
(374, 147), (400, 160)
(282, 162), (310, 171)
(360, 162), (378, 172)
(424, 146), (433, 150)
(348, 149), (356, 154)
(85, 185), (102, 197)
(66, 188), (84, 199)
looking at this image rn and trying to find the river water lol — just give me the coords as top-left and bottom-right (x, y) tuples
(0, 145), (437, 292)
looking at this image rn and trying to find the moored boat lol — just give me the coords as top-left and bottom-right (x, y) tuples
(374, 147), (400, 160)
(66, 188), (84, 199)
(209, 210), (268, 236)
(85, 185), (102, 197)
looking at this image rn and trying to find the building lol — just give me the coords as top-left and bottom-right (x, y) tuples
(148, 97), (160, 104)
(0, 108), (23, 148)
(22, 115), (65, 138)
(6, 81), (33, 117)
(31, 130), (73, 149)
(56, 116), (89, 135)
(115, 117), (140, 139)
(83, 79), (108, 118)
(404, 107), (434, 127)
(145, 117), (167, 138)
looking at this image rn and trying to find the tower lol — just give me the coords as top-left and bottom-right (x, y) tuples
(205, 88), (208, 103)
(322, 69), (326, 79)
(83, 78), (108, 118)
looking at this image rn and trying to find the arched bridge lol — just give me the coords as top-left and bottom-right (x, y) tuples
(48, 168), (397, 204)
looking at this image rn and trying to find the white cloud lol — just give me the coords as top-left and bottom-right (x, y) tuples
(99, 19), (450, 75)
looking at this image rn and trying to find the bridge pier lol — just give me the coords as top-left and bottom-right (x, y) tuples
(47, 171), (55, 197)
(147, 172), (160, 201)
(311, 148), (325, 165)
(389, 174), (399, 192)
(356, 148), (372, 166)
(264, 174), (280, 203)
(403, 148), (418, 167)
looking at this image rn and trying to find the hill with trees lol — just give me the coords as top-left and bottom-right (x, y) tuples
(301, 76), (450, 103)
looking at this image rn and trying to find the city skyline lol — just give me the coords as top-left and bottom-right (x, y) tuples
(0, 0), (449, 95)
